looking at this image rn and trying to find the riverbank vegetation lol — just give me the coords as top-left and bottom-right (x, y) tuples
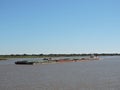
(0, 53), (120, 59)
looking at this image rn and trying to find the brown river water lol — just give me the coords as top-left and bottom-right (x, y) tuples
(0, 56), (120, 90)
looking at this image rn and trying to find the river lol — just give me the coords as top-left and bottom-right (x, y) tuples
(0, 56), (120, 90)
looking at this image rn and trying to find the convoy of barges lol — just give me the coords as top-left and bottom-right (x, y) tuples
(15, 55), (99, 65)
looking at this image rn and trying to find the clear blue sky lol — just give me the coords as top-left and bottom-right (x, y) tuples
(0, 0), (120, 54)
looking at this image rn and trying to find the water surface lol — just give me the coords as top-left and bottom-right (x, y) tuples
(0, 56), (120, 90)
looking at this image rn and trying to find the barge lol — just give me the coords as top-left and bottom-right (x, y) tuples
(0, 58), (7, 60)
(15, 55), (99, 65)
(15, 61), (39, 65)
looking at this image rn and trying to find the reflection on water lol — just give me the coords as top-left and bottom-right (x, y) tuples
(0, 56), (120, 90)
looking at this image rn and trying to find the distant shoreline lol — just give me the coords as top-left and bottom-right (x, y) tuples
(0, 53), (120, 59)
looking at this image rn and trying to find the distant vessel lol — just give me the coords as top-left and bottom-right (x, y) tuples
(15, 61), (39, 65)
(15, 56), (100, 65)
(90, 54), (99, 60)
